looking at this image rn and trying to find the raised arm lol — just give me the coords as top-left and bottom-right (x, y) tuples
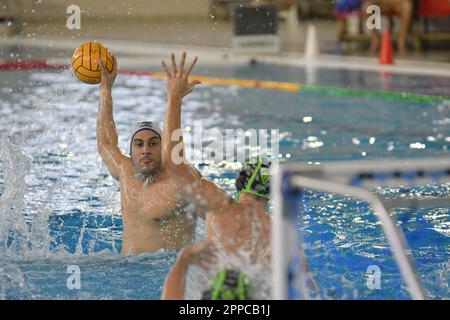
(161, 246), (191, 300)
(178, 174), (235, 221)
(161, 241), (212, 300)
(160, 52), (201, 169)
(196, 178), (235, 215)
(97, 57), (129, 180)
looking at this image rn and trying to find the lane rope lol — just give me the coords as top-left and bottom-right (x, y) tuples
(1, 60), (448, 104)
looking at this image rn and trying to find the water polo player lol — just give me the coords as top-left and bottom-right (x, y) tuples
(162, 156), (319, 299)
(96, 52), (203, 255)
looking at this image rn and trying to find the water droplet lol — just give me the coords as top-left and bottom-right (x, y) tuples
(409, 142), (426, 149)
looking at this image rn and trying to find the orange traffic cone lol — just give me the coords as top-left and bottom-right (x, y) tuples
(379, 30), (394, 65)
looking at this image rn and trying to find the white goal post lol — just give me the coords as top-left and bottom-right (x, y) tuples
(271, 157), (450, 300)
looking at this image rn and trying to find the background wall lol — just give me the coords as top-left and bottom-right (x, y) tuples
(3, 0), (210, 21)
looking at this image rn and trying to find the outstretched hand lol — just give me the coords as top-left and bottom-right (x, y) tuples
(99, 55), (117, 90)
(162, 52), (201, 100)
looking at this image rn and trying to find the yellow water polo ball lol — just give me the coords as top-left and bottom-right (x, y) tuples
(71, 41), (115, 84)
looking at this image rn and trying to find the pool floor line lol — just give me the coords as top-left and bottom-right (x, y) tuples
(1, 59), (449, 104)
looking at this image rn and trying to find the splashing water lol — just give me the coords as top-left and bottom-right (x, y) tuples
(0, 65), (448, 299)
(0, 136), (33, 256)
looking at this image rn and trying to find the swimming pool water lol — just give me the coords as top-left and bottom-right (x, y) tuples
(0, 64), (449, 299)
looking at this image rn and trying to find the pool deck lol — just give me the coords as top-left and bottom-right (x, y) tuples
(1, 17), (450, 78)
